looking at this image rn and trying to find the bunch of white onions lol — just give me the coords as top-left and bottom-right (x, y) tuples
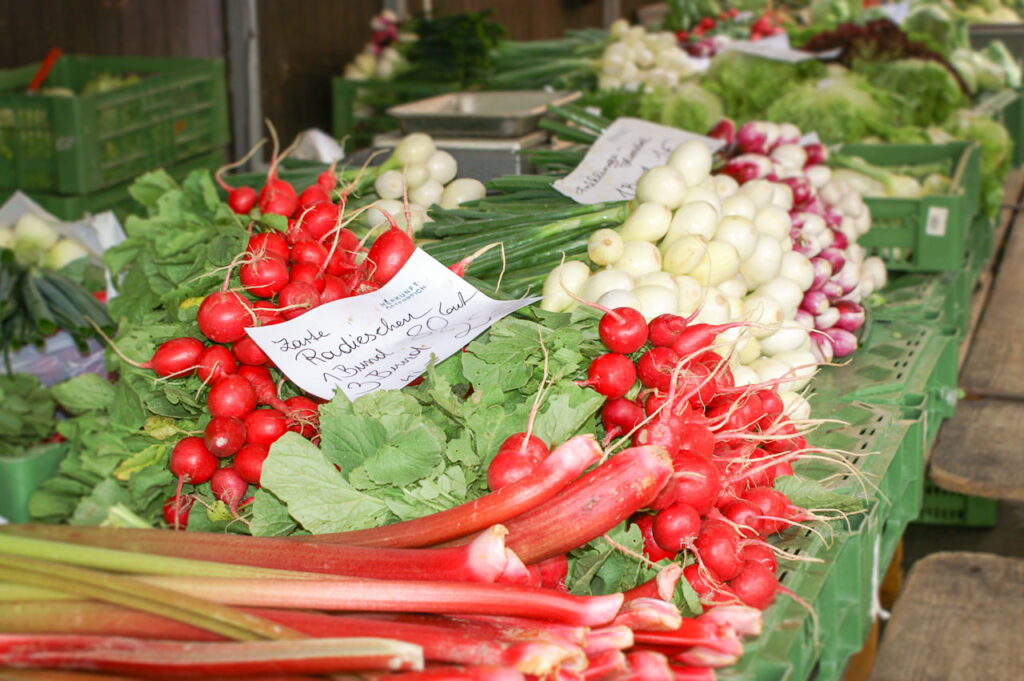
(362, 133), (487, 233)
(598, 19), (699, 93)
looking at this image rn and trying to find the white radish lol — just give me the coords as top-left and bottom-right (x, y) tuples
(713, 216), (758, 261)
(720, 194), (756, 220)
(758, 320), (810, 356)
(711, 174), (739, 198)
(692, 287), (731, 325)
(780, 391), (812, 421)
(425, 150), (458, 185)
(738, 179), (775, 208)
(742, 294), (784, 338)
(635, 165), (688, 210)
(772, 350), (817, 392)
(613, 239), (663, 278)
(664, 201), (719, 243)
(403, 164), (430, 190)
(668, 140), (713, 187)
(619, 202), (672, 242)
(597, 288), (641, 310)
(635, 270), (678, 291)
(441, 178), (486, 209)
(674, 275), (705, 315)
(374, 170), (406, 200)
(588, 228), (624, 266)
(717, 274), (749, 299)
(395, 133), (436, 165)
(739, 235), (783, 286)
(663, 235), (708, 275)
(753, 205), (791, 241)
(409, 180), (444, 208)
(540, 261), (591, 312)
(778, 251), (815, 291)
(755, 277), (804, 319)
(581, 268), (635, 302)
(633, 285), (679, 321)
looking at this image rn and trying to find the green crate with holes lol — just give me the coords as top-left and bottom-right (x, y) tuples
(814, 317), (959, 449)
(918, 481), (998, 527)
(719, 402), (918, 681)
(0, 55), (228, 194)
(869, 268), (971, 338)
(840, 142), (981, 272)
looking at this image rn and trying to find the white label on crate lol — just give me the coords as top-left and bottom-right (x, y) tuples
(925, 206), (949, 237)
(553, 117), (724, 205)
(244, 249), (537, 400)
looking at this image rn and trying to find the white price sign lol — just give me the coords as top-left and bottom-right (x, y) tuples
(553, 117), (724, 205)
(245, 249), (537, 400)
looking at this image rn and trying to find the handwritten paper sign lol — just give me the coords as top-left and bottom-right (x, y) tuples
(720, 33), (841, 63)
(553, 118), (724, 205)
(245, 249), (537, 400)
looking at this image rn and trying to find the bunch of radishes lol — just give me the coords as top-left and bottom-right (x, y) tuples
(599, 19), (700, 93)
(711, 119), (887, 360)
(541, 138), (819, 398)
(342, 10), (410, 81)
(578, 306), (819, 616)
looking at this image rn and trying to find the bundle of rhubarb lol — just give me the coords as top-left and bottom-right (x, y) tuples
(0, 517), (761, 680)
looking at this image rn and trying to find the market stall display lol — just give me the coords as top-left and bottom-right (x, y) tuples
(0, 3), (1021, 679)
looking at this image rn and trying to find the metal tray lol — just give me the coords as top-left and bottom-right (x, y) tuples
(387, 90), (581, 138)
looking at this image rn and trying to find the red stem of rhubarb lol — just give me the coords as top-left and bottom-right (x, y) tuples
(668, 665), (717, 681)
(632, 620), (743, 657)
(613, 597), (683, 632)
(488, 445), (674, 564)
(133, 575), (625, 627)
(0, 634), (423, 676)
(304, 434), (603, 547)
(581, 650), (626, 681)
(2, 524), (512, 583)
(363, 666), (526, 681)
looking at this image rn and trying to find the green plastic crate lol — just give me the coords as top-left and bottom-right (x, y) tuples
(0, 442), (67, 523)
(331, 77), (456, 152)
(0, 55), (229, 194)
(843, 142), (981, 272)
(918, 480), (999, 527)
(870, 270), (970, 338)
(0, 149), (225, 222)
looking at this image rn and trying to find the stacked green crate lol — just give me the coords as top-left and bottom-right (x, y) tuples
(844, 142), (981, 272)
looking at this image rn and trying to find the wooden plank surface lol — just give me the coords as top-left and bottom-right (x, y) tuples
(868, 552), (1024, 681)
(929, 399), (1024, 501)
(961, 205), (1024, 397)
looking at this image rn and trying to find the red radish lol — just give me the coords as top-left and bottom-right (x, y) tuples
(648, 476), (680, 510)
(323, 232), (361, 276)
(317, 167), (337, 193)
(721, 500), (764, 538)
(637, 347), (680, 392)
(233, 443), (269, 485)
(259, 177), (299, 218)
(246, 232), (289, 261)
(168, 437), (218, 490)
(197, 292), (254, 344)
(300, 202), (340, 241)
(632, 419), (681, 458)
(86, 329), (204, 380)
(251, 300), (284, 327)
(298, 184), (329, 208)
(320, 275), (351, 303)
(244, 408), (289, 447)
(226, 186), (258, 214)
(232, 336), (269, 366)
(236, 365), (277, 405)
(196, 345), (237, 385)
(630, 513), (677, 562)
(286, 217), (311, 245)
(284, 395), (319, 439)
(203, 416), (246, 459)
(207, 375), (258, 420)
(675, 421), (715, 460)
(601, 397), (644, 439)
(598, 307), (648, 354)
(239, 252), (289, 298)
(652, 502), (701, 553)
(277, 281), (321, 319)
(727, 562), (777, 610)
(741, 543), (777, 574)
(288, 261), (327, 293)
(351, 280), (381, 295)
(708, 118), (736, 145)
(682, 563), (736, 605)
(694, 522), (744, 581)
(670, 322), (745, 362)
(741, 487), (791, 535)
(487, 433), (549, 492)
(672, 453), (721, 516)
(162, 494), (194, 529)
(210, 467), (249, 514)
(365, 226), (416, 286)
(290, 240), (329, 268)
(647, 314), (687, 347)
(578, 353), (636, 399)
